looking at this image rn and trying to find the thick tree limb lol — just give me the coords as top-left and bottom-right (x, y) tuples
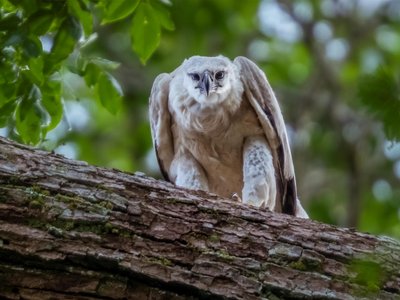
(0, 137), (399, 299)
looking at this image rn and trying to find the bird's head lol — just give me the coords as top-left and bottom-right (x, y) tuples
(182, 56), (242, 107)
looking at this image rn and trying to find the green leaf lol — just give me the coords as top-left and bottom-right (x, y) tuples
(48, 16), (81, 66)
(41, 81), (63, 132)
(0, 0), (17, 11)
(7, 0), (39, 16)
(84, 62), (102, 87)
(0, 99), (17, 128)
(101, 0), (140, 24)
(131, 2), (161, 64)
(0, 84), (15, 102)
(90, 57), (120, 71)
(151, 0), (175, 31)
(22, 36), (42, 57)
(0, 85), (16, 107)
(15, 86), (46, 145)
(68, 0), (93, 36)
(15, 75), (32, 99)
(26, 10), (54, 35)
(0, 59), (18, 85)
(0, 13), (21, 30)
(96, 72), (123, 115)
(27, 57), (44, 84)
(66, 52), (86, 75)
(69, 52), (120, 78)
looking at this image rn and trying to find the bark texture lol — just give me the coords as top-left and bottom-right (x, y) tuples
(0, 136), (399, 300)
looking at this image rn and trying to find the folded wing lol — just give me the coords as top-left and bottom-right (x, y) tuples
(234, 56), (297, 215)
(149, 73), (174, 181)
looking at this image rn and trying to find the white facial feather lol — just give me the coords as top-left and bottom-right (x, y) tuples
(169, 56), (244, 134)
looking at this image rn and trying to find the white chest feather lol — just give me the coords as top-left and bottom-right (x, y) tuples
(169, 92), (263, 197)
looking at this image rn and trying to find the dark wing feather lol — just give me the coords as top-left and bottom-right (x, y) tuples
(149, 73), (174, 181)
(234, 56), (297, 215)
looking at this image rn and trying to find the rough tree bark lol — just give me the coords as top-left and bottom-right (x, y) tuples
(0, 136), (399, 300)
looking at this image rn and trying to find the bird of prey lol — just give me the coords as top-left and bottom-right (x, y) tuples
(149, 55), (308, 218)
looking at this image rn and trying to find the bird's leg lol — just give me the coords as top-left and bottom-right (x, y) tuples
(170, 150), (209, 191)
(242, 135), (277, 210)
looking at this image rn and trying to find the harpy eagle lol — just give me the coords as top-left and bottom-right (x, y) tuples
(149, 55), (308, 218)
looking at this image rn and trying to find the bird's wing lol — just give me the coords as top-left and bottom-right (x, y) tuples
(149, 73), (174, 181)
(234, 56), (297, 215)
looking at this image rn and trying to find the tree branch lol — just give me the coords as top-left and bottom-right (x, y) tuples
(0, 137), (399, 299)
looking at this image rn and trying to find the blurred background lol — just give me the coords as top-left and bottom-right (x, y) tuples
(2, 0), (400, 238)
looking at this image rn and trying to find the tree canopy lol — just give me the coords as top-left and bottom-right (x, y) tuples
(1, 0), (400, 238)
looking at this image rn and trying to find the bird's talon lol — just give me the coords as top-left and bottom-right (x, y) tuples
(231, 193), (242, 202)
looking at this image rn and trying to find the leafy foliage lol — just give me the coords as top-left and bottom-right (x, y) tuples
(131, 2), (161, 64)
(359, 68), (400, 141)
(0, 0), (172, 144)
(101, 0), (141, 24)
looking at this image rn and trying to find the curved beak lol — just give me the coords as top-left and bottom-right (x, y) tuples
(199, 70), (212, 96)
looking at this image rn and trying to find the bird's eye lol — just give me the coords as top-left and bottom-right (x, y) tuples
(215, 71), (225, 80)
(189, 73), (200, 81)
